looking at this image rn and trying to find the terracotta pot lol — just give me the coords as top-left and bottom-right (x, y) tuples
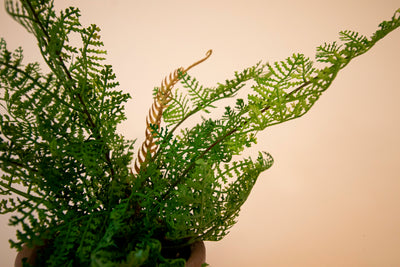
(15, 240), (206, 267)
(186, 240), (206, 267)
(14, 244), (41, 267)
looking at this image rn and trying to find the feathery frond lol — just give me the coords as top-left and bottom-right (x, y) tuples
(134, 50), (212, 173)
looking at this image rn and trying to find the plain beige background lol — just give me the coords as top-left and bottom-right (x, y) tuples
(1, 1), (400, 266)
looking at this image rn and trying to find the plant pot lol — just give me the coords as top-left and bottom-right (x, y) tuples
(185, 240), (206, 267)
(15, 243), (40, 267)
(15, 240), (206, 267)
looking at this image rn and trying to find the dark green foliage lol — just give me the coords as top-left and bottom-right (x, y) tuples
(0, 0), (399, 266)
(1, 0), (133, 265)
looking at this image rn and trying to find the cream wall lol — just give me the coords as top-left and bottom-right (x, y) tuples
(1, 0), (400, 266)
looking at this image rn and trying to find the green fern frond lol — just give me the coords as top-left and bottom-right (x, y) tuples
(180, 72), (213, 108)
(153, 9), (400, 250)
(371, 8), (400, 42)
(163, 89), (191, 126)
(163, 63), (264, 132)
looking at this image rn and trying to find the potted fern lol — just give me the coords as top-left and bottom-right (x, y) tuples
(1, 0), (399, 266)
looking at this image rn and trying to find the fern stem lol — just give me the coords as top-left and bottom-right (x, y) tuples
(0, 180), (46, 204)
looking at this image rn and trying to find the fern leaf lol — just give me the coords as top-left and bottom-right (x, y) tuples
(163, 89), (191, 126)
(134, 50), (212, 173)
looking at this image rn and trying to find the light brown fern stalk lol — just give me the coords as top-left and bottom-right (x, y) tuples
(134, 50), (213, 174)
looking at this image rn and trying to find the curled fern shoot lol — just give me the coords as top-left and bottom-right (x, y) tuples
(134, 50), (212, 174)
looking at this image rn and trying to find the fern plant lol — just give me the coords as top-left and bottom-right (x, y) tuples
(0, 0), (399, 266)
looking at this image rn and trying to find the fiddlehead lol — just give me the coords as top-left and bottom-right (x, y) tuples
(134, 50), (212, 173)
